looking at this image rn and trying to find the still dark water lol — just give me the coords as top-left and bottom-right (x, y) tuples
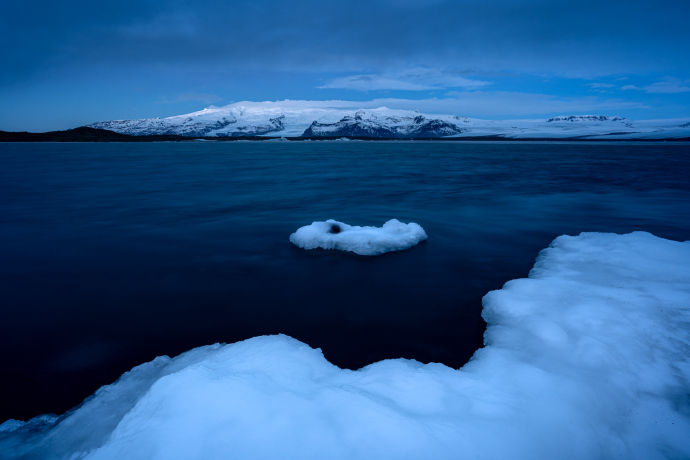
(1, 141), (689, 421)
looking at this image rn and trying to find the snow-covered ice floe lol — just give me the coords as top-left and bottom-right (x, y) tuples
(2, 231), (690, 459)
(289, 219), (428, 255)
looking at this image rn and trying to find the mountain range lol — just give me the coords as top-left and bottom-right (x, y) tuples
(87, 103), (690, 140)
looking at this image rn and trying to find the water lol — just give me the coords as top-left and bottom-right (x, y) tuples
(1, 141), (689, 422)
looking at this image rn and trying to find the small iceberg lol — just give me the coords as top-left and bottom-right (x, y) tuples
(289, 219), (427, 255)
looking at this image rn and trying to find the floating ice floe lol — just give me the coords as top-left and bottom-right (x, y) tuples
(289, 219), (428, 255)
(1, 232), (690, 460)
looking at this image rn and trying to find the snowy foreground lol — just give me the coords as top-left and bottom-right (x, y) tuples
(289, 219), (427, 255)
(87, 101), (690, 139)
(2, 232), (690, 459)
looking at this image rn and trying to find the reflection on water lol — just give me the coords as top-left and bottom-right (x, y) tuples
(1, 141), (689, 421)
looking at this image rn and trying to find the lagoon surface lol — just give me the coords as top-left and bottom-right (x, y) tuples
(1, 141), (689, 422)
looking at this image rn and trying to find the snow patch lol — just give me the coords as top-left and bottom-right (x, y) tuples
(289, 219), (428, 255)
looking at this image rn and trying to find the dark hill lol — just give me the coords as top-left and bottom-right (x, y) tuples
(0, 127), (191, 142)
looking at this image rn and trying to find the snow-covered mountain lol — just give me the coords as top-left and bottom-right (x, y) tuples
(546, 115), (624, 122)
(302, 109), (467, 138)
(87, 102), (690, 139)
(88, 106), (293, 137)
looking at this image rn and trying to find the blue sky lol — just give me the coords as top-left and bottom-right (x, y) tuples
(1, 0), (689, 131)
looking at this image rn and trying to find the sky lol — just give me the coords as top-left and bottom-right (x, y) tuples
(1, 0), (689, 132)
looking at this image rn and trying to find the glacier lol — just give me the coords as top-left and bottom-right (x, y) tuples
(289, 219), (428, 255)
(85, 101), (690, 139)
(1, 231), (689, 459)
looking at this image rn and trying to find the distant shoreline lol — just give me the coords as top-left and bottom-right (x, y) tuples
(2, 127), (689, 143)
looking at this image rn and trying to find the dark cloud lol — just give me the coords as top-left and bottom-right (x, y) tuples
(2, 0), (689, 85)
(2, 0), (688, 131)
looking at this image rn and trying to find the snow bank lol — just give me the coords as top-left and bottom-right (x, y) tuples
(2, 232), (689, 459)
(289, 219), (428, 255)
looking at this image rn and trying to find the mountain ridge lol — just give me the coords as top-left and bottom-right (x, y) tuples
(83, 103), (690, 140)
